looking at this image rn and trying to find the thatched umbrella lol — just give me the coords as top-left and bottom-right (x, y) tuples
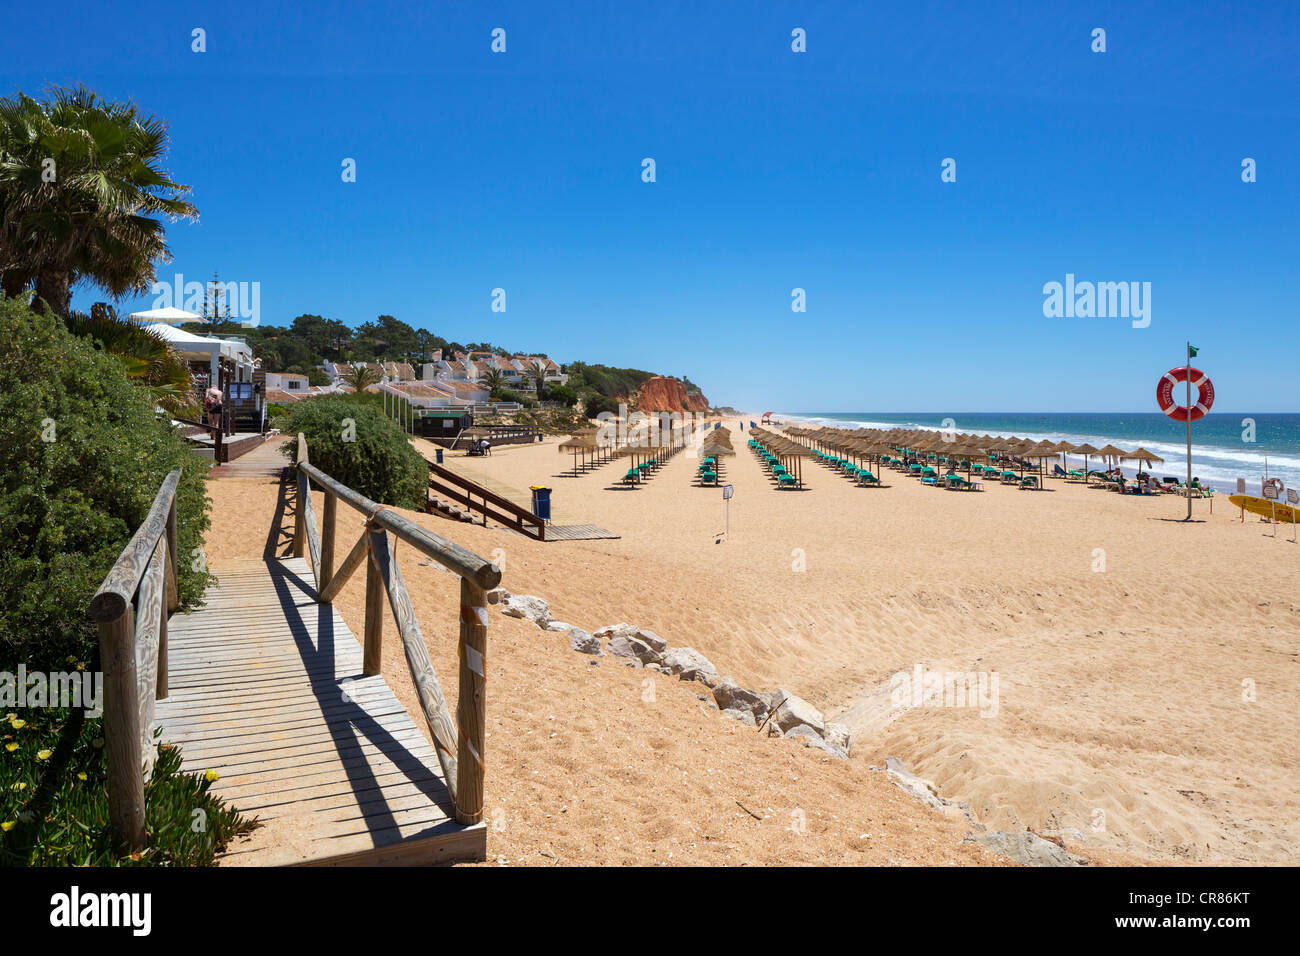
(1071, 443), (1102, 477)
(1095, 444), (1127, 475)
(1126, 447), (1164, 469)
(558, 434), (598, 475)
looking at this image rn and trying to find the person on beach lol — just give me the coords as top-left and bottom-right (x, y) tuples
(204, 385), (223, 432)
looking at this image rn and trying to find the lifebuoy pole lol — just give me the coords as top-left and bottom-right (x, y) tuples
(1185, 342), (1192, 521)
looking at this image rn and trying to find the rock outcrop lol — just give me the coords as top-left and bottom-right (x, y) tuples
(634, 376), (709, 413)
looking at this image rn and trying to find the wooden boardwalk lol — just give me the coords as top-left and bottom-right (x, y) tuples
(544, 524), (621, 541)
(207, 435), (290, 479)
(152, 556), (486, 865)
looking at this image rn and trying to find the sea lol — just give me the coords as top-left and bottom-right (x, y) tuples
(773, 412), (1300, 495)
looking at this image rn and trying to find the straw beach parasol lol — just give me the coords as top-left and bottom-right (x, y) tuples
(1071, 443), (1101, 475)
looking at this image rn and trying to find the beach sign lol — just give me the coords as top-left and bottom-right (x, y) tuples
(1289, 489), (1299, 505)
(1236, 478), (1246, 494)
(723, 484), (734, 499)
(1263, 483), (1279, 500)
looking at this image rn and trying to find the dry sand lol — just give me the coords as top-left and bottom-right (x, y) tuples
(202, 428), (1298, 865)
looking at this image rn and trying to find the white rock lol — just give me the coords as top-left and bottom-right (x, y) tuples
(607, 634), (663, 665)
(963, 831), (1086, 867)
(633, 629), (667, 653)
(501, 594), (551, 627)
(720, 707), (757, 727)
(823, 721), (851, 755)
(712, 680), (771, 722)
(567, 627), (602, 655)
(593, 622), (637, 641)
(770, 688), (825, 736)
(486, 587), (511, 605)
(785, 724), (847, 759)
(661, 647), (718, 686)
(545, 621), (572, 632)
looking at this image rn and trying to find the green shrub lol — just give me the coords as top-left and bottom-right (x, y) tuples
(281, 395), (427, 508)
(547, 384), (577, 407)
(583, 392), (623, 417)
(1, 708), (255, 866)
(0, 298), (213, 670)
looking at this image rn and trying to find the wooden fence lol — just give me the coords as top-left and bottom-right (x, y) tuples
(427, 461), (546, 540)
(293, 434), (500, 824)
(88, 469), (182, 852)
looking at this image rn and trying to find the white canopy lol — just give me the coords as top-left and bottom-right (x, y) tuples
(142, 322), (253, 380)
(128, 306), (204, 325)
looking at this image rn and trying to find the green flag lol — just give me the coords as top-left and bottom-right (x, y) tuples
(1189, 345), (1199, 357)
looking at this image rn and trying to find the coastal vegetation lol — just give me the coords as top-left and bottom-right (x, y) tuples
(0, 85), (196, 317)
(280, 394), (428, 509)
(0, 297), (251, 865)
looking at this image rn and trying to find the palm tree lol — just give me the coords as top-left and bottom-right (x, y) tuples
(479, 366), (504, 395)
(65, 303), (195, 413)
(0, 85), (197, 316)
(344, 364), (381, 391)
(527, 361), (548, 401)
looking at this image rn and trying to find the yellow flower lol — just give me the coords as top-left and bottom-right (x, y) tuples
(10, 719), (25, 730)
(0, 821), (14, 832)
(204, 769), (220, 783)
(36, 749), (51, 761)
(77, 772), (87, 781)
(4, 743), (16, 753)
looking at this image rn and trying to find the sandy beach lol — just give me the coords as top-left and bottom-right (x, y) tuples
(203, 426), (1298, 865)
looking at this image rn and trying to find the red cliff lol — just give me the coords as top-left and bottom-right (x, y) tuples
(635, 376), (709, 413)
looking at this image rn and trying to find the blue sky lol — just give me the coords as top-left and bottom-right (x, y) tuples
(7, 1), (1299, 411)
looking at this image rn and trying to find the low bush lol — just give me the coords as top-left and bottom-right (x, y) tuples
(280, 394), (427, 508)
(1, 709), (255, 866)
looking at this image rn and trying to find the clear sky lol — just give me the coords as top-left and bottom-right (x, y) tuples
(8, 1), (1299, 411)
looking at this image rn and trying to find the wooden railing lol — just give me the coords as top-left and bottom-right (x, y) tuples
(88, 469), (182, 852)
(173, 414), (225, 462)
(293, 434), (500, 825)
(427, 461), (545, 540)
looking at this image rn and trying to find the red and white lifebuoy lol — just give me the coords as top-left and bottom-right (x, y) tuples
(1156, 367), (1214, 422)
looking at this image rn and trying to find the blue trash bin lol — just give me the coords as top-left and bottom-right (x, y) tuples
(530, 486), (551, 520)
(435, 448), (444, 464)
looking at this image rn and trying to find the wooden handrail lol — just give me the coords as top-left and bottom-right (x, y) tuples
(428, 462), (545, 541)
(293, 433), (495, 825)
(88, 468), (182, 853)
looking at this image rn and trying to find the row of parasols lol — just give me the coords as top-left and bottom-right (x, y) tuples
(556, 423), (720, 479)
(778, 425), (1167, 482)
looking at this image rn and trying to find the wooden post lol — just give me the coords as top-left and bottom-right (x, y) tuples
(320, 492), (336, 588)
(99, 606), (146, 853)
(363, 526), (384, 676)
(455, 575), (488, 825)
(164, 498), (179, 612)
(293, 482), (306, 559)
(294, 433), (308, 556)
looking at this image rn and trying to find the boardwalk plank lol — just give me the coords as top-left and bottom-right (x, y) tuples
(153, 556), (484, 865)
